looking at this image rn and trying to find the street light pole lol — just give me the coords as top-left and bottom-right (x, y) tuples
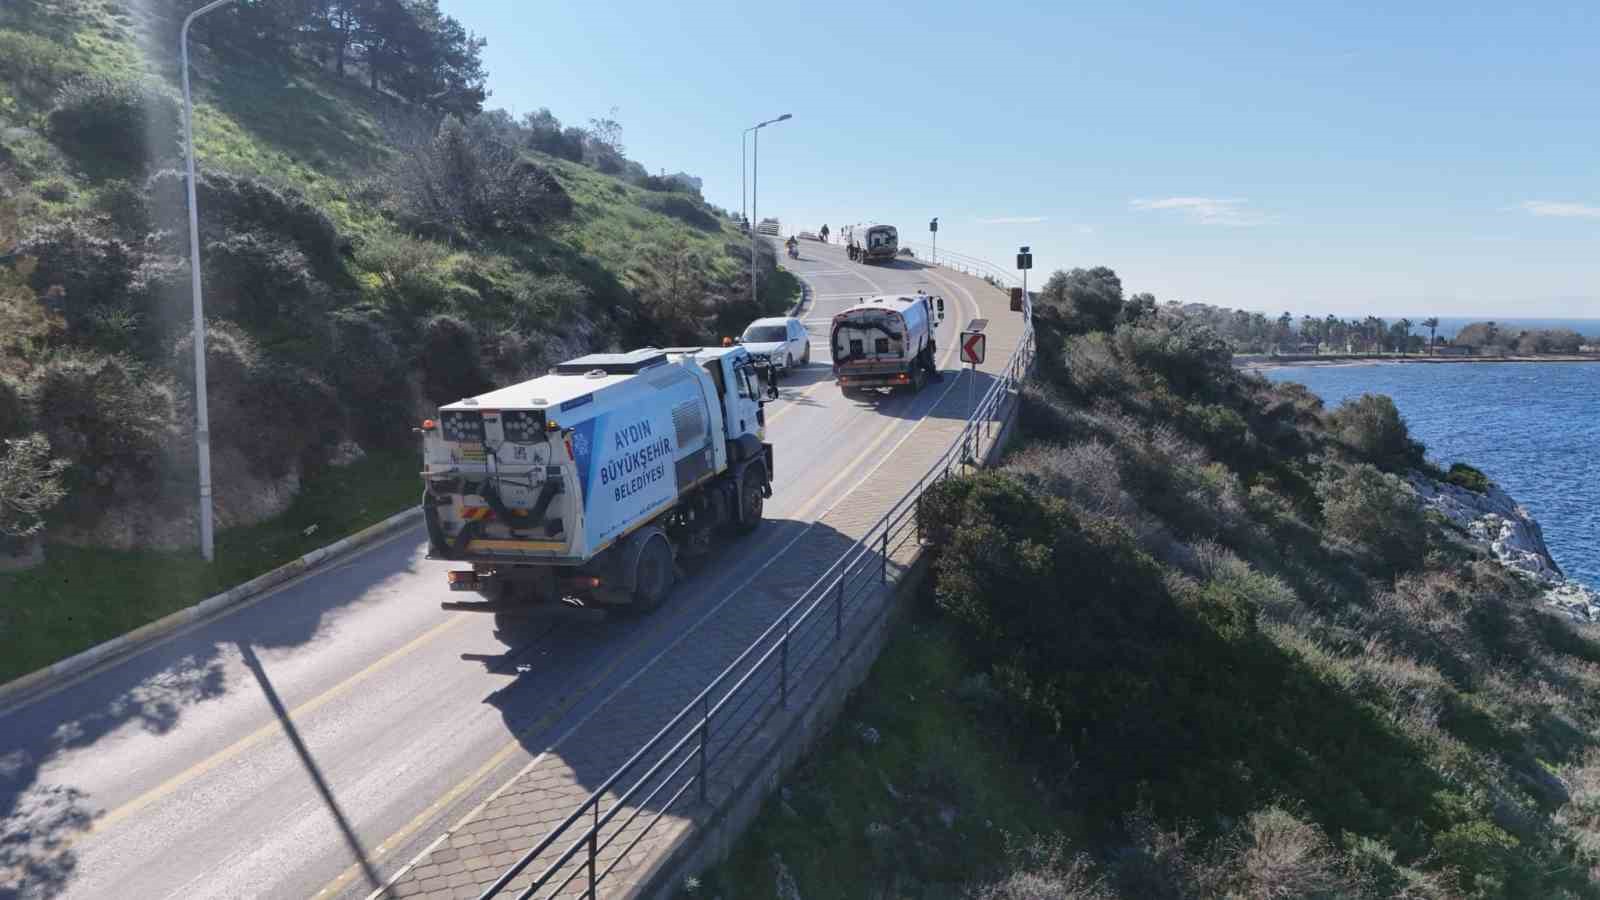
(747, 113), (791, 306)
(181, 0), (237, 562)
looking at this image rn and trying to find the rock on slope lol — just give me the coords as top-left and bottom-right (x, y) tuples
(1411, 474), (1600, 621)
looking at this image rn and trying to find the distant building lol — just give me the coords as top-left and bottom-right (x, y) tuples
(1434, 344), (1474, 357)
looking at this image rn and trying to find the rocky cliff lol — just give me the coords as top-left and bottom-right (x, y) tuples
(1411, 474), (1600, 621)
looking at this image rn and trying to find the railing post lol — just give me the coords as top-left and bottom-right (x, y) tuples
(915, 472), (930, 543)
(838, 573), (851, 637)
(881, 529), (889, 583)
(698, 695), (709, 804)
(588, 805), (598, 897)
(779, 615), (790, 709)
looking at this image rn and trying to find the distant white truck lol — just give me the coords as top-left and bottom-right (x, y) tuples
(830, 293), (945, 394)
(420, 346), (777, 623)
(845, 224), (899, 264)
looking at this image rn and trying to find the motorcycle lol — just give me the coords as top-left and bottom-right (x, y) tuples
(786, 241), (799, 260)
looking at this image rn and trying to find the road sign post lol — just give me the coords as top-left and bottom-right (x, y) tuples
(960, 329), (986, 416)
(929, 217), (938, 265)
(1017, 245), (1033, 323)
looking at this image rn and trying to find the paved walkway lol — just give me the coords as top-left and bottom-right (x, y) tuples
(378, 264), (1028, 899)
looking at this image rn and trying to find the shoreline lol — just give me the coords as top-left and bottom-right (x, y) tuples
(1237, 353), (1600, 371)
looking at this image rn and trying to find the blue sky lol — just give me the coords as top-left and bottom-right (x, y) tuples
(445, 1), (1599, 318)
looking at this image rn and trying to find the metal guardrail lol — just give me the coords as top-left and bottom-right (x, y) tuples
(477, 286), (1036, 900)
(898, 242), (1020, 289)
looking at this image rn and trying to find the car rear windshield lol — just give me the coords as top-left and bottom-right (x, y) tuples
(742, 325), (787, 343)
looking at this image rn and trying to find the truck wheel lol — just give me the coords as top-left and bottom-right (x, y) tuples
(631, 532), (674, 613)
(803, 344), (811, 364)
(737, 466), (765, 535)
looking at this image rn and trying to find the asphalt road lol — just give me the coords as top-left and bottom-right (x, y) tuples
(0, 240), (984, 900)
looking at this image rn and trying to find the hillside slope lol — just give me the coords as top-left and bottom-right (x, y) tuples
(1, 0), (792, 542)
(0, 0), (793, 678)
(698, 270), (1600, 900)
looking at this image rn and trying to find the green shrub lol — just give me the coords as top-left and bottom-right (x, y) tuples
(93, 179), (152, 236)
(14, 220), (193, 357)
(1006, 440), (1134, 522)
(384, 116), (573, 240)
(1317, 462), (1428, 575)
(46, 76), (181, 179)
(171, 323), (341, 478)
(510, 273), (588, 325)
(1037, 266), (1123, 334)
(1208, 806), (1368, 899)
(146, 169), (344, 279)
(1183, 402), (1258, 466)
(31, 351), (180, 517)
(0, 433), (69, 543)
(1110, 319), (1233, 401)
(328, 307), (412, 444)
(354, 231), (450, 317)
(1063, 332), (1126, 397)
(969, 835), (1111, 900)
(0, 30), (76, 107)
(1446, 462), (1490, 494)
(17, 221), (138, 322)
(0, 374), (30, 438)
(921, 470), (1174, 744)
(1327, 394), (1424, 472)
(417, 314), (490, 404)
(202, 230), (326, 334)
(37, 178), (73, 203)
(640, 193), (718, 231)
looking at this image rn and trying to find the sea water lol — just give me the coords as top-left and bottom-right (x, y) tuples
(1266, 362), (1599, 589)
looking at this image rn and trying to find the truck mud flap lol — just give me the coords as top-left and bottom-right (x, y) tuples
(729, 433), (765, 464)
(423, 488), (479, 559)
(424, 490), (449, 556)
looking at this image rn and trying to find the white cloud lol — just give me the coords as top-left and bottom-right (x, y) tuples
(1130, 196), (1272, 226)
(976, 215), (1048, 225)
(1519, 200), (1600, 219)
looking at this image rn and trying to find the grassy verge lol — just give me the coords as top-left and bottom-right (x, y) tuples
(0, 448), (418, 685)
(685, 612), (1053, 899)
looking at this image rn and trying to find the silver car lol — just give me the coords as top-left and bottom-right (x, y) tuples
(738, 317), (811, 371)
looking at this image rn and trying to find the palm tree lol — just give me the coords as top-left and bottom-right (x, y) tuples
(1397, 318), (1413, 356)
(1422, 317), (1439, 355)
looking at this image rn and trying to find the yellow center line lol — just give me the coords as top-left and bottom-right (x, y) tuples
(88, 614), (469, 838)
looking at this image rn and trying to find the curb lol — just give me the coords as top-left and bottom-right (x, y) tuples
(787, 281), (811, 317)
(0, 505), (423, 712)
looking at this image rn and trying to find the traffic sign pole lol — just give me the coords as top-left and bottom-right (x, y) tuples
(959, 329), (986, 415)
(1016, 245), (1034, 324)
